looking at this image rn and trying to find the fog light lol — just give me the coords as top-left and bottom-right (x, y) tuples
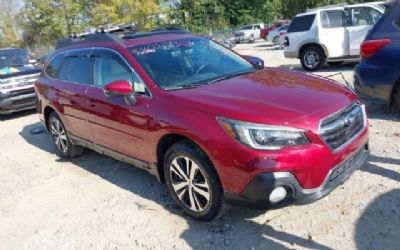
(269, 187), (287, 204)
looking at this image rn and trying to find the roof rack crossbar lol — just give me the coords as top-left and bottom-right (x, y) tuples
(122, 29), (189, 40)
(55, 33), (122, 50)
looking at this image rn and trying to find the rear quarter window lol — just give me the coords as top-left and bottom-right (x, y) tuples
(45, 54), (63, 79)
(288, 14), (316, 33)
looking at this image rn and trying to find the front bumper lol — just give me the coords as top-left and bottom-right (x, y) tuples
(0, 89), (36, 114)
(224, 143), (369, 209)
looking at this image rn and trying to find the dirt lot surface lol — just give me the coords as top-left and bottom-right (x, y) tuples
(1, 40), (399, 250)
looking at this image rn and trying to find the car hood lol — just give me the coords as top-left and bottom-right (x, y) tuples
(168, 68), (357, 131)
(0, 65), (41, 80)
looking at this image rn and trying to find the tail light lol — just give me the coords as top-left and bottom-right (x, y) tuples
(279, 32), (285, 36)
(360, 39), (391, 59)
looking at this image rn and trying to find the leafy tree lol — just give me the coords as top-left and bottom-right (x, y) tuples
(0, 0), (22, 47)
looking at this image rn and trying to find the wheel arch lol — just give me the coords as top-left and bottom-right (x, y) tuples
(155, 133), (221, 186)
(299, 42), (328, 59)
(43, 106), (57, 130)
(390, 77), (400, 106)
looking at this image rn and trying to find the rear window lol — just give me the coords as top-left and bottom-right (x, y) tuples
(287, 14), (316, 33)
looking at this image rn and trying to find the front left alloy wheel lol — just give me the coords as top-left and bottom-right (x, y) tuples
(164, 141), (222, 221)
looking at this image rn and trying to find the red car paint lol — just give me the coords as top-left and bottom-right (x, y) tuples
(35, 33), (368, 197)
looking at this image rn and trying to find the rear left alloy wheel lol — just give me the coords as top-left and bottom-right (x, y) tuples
(164, 141), (222, 221)
(49, 112), (84, 159)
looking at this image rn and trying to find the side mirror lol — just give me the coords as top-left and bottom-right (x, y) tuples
(242, 55), (264, 70)
(104, 80), (136, 105)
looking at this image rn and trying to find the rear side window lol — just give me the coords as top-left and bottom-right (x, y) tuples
(63, 56), (92, 85)
(45, 54), (63, 78)
(287, 14), (316, 33)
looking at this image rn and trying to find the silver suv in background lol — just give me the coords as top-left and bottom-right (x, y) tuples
(284, 2), (384, 71)
(0, 48), (41, 115)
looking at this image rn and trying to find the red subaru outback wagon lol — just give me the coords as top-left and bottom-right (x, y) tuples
(35, 30), (369, 220)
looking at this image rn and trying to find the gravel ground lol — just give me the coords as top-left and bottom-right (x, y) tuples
(0, 40), (399, 250)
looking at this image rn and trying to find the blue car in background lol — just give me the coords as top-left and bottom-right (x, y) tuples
(354, 1), (400, 110)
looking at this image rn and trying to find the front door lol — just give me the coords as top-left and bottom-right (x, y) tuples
(85, 48), (152, 161)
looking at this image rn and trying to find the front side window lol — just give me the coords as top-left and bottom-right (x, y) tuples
(93, 50), (147, 94)
(349, 7), (382, 26)
(130, 38), (255, 90)
(287, 14), (316, 33)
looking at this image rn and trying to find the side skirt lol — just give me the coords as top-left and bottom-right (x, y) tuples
(69, 134), (161, 181)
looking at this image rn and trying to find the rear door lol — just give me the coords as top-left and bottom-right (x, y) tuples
(85, 48), (152, 161)
(318, 10), (348, 58)
(346, 6), (383, 56)
(46, 49), (93, 140)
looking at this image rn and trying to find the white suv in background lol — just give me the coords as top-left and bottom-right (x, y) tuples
(235, 23), (264, 43)
(284, 2), (384, 71)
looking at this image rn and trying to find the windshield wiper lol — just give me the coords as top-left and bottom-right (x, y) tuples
(208, 69), (255, 84)
(165, 69), (255, 91)
(165, 83), (206, 91)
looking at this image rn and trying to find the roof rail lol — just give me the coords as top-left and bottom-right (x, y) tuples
(122, 28), (190, 40)
(306, 3), (348, 12)
(55, 33), (122, 50)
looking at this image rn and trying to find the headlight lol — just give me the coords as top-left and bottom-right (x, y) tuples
(217, 117), (310, 150)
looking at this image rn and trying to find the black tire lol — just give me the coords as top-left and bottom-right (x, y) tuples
(300, 45), (326, 71)
(327, 61), (343, 66)
(48, 112), (84, 159)
(393, 87), (400, 111)
(273, 36), (279, 45)
(249, 34), (255, 43)
(164, 140), (222, 221)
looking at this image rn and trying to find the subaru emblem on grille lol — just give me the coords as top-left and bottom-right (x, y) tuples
(344, 113), (356, 127)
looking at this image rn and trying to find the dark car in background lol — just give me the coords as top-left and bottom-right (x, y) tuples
(0, 48), (41, 115)
(354, 1), (400, 109)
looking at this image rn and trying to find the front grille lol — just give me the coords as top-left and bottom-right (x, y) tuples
(0, 73), (40, 90)
(320, 103), (365, 151)
(9, 87), (35, 96)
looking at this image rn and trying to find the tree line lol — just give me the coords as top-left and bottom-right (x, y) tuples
(0, 0), (380, 55)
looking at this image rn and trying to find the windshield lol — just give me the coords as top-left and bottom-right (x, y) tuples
(0, 49), (30, 70)
(130, 37), (255, 90)
(240, 25), (253, 30)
